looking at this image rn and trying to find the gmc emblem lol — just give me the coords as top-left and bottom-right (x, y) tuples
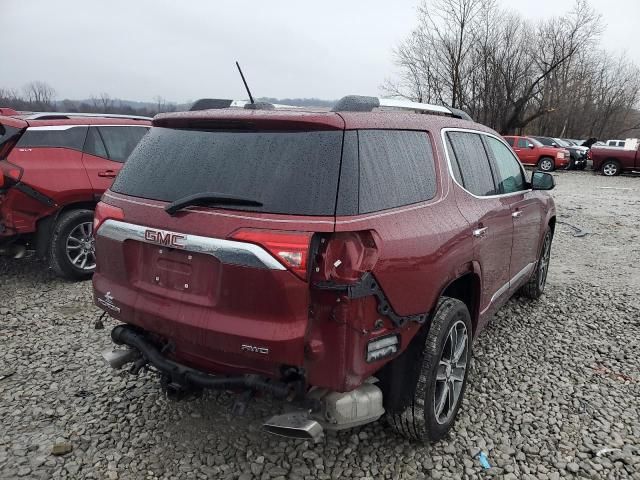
(144, 229), (186, 248)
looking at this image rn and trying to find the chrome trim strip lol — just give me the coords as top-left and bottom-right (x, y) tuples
(440, 127), (532, 200)
(510, 261), (535, 286)
(490, 281), (510, 305)
(97, 219), (286, 270)
(24, 112), (151, 121)
(27, 125), (149, 131)
(486, 262), (536, 311)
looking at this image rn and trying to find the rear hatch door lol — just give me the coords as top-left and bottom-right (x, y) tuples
(94, 113), (344, 376)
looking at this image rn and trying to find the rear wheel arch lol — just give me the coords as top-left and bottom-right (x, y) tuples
(377, 270), (480, 414)
(438, 272), (481, 335)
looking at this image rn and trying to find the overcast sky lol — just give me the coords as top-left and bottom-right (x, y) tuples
(3, 0), (638, 103)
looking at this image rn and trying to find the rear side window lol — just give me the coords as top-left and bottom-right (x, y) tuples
(447, 132), (496, 196)
(16, 126), (87, 150)
(358, 130), (436, 213)
(98, 126), (148, 162)
(503, 136), (515, 147)
(112, 127), (343, 216)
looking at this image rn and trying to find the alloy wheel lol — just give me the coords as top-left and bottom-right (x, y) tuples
(539, 159), (553, 172)
(603, 163), (618, 176)
(434, 319), (468, 425)
(538, 233), (551, 290)
(66, 221), (96, 271)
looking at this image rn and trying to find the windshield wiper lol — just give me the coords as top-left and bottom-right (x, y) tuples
(165, 192), (263, 216)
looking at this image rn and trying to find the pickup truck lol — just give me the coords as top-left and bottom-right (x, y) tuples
(590, 144), (640, 176)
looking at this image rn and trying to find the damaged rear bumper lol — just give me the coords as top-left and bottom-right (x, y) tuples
(108, 324), (293, 398)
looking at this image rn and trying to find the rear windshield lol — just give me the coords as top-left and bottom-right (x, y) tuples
(111, 127), (343, 216)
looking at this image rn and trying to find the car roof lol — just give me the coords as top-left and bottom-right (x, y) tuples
(153, 107), (493, 134)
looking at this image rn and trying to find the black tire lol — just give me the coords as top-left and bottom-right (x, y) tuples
(519, 229), (552, 299)
(49, 209), (96, 280)
(386, 297), (472, 442)
(537, 157), (555, 172)
(601, 159), (621, 177)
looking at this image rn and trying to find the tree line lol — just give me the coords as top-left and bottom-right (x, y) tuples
(0, 83), (178, 117)
(384, 0), (640, 139)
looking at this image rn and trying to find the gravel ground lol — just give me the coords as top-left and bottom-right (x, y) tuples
(1, 171), (639, 480)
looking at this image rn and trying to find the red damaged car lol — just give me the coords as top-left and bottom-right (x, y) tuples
(0, 109), (150, 279)
(96, 96), (556, 442)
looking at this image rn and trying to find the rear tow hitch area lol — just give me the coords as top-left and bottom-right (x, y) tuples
(103, 325), (386, 441)
(104, 325), (293, 398)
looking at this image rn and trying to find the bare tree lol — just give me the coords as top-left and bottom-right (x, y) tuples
(383, 0), (634, 136)
(22, 81), (56, 109)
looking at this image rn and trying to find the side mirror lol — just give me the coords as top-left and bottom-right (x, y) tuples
(532, 171), (555, 190)
(551, 142), (557, 147)
(528, 143), (535, 149)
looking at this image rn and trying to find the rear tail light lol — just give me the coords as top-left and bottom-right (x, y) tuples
(0, 160), (23, 189)
(93, 201), (125, 232)
(312, 231), (379, 284)
(231, 229), (313, 280)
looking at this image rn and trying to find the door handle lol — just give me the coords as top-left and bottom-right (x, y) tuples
(512, 210), (523, 218)
(98, 170), (117, 178)
(473, 227), (488, 238)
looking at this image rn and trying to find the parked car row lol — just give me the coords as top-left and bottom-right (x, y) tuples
(503, 133), (640, 176)
(503, 135), (587, 171)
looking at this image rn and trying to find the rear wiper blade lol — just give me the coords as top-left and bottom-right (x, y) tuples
(165, 192), (263, 216)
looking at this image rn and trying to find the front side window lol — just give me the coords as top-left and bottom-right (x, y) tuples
(84, 127), (108, 158)
(446, 132), (496, 196)
(517, 138), (529, 148)
(485, 137), (527, 194)
(358, 130), (437, 213)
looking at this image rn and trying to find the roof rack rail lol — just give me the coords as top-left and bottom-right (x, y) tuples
(331, 95), (473, 121)
(189, 98), (301, 112)
(23, 112), (152, 121)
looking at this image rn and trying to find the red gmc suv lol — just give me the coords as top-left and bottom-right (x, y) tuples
(0, 110), (150, 279)
(503, 135), (570, 171)
(96, 96), (556, 442)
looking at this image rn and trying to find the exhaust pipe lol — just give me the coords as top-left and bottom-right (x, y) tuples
(102, 348), (140, 369)
(263, 412), (324, 442)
